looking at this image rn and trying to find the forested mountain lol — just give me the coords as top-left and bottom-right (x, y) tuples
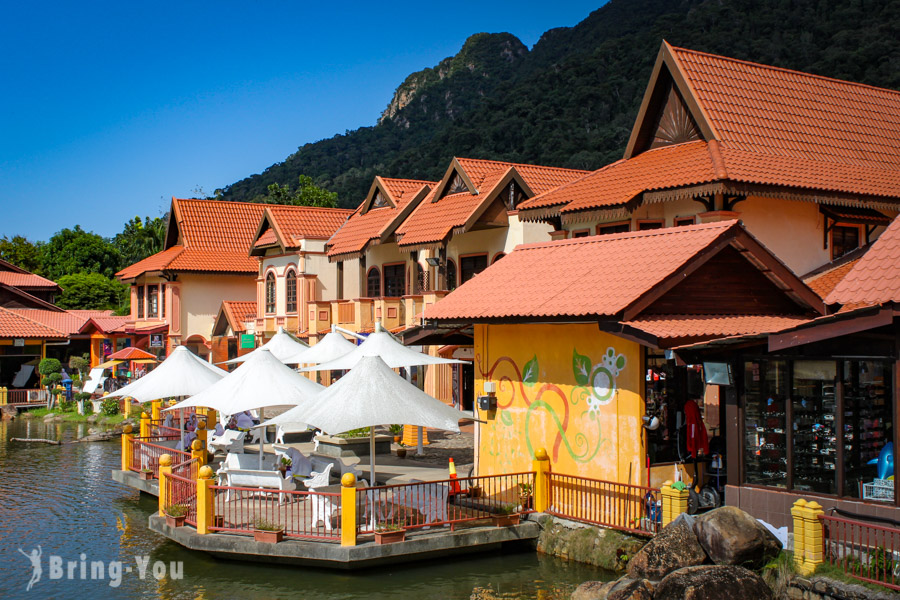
(219, 0), (900, 208)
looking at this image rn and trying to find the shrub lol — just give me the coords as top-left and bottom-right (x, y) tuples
(40, 377), (52, 387)
(60, 400), (76, 412)
(38, 358), (62, 377)
(48, 373), (63, 385)
(253, 518), (283, 532)
(101, 397), (119, 416)
(493, 503), (517, 515)
(68, 355), (89, 376)
(166, 504), (188, 518)
(73, 392), (92, 402)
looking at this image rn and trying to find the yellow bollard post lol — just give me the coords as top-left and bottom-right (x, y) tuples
(0, 386), (7, 405)
(121, 424), (134, 471)
(124, 396), (131, 418)
(196, 465), (215, 534)
(660, 481), (689, 526)
(206, 408), (217, 430)
(801, 501), (825, 575)
(532, 448), (551, 513)
(151, 399), (161, 422)
(191, 439), (206, 467)
(341, 473), (357, 547)
(791, 499), (808, 568)
(140, 411), (151, 439)
(195, 420), (208, 451)
(158, 454), (173, 517)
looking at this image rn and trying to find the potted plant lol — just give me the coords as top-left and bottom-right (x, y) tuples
(389, 424), (403, 443)
(138, 468), (154, 481)
(518, 482), (533, 510)
(253, 518), (284, 543)
(278, 456), (292, 477)
(491, 503), (520, 527)
(396, 444), (407, 459)
(374, 522), (406, 544)
(468, 484), (483, 498)
(165, 504), (188, 528)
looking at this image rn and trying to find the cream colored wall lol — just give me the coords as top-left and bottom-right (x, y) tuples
(308, 252), (338, 300)
(179, 274), (256, 342)
(340, 257), (361, 299)
(261, 253), (300, 317)
(447, 229), (506, 264)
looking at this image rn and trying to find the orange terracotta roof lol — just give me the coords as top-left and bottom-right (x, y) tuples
(265, 205), (353, 247)
(116, 246), (184, 279)
(108, 346), (156, 360)
(521, 141), (718, 212)
(624, 314), (809, 341)
(803, 257), (863, 300)
(827, 215), (900, 305)
(397, 158), (587, 247)
(254, 229), (278, 248)
(0, 272), (60, 290)
(327, 178), (435, 258)
(67, 309), (115, 318)
(425, 221), (740, 321)
(87, 315), (130, 333)
(670, 44), (900, 168)
(0, 307), (67, 338)
(8, 309), (87, 335)
(222, 300), (257, 333)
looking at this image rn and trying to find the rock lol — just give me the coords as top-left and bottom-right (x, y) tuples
(571, 580), (614, 600)
(538, 518), (645, 572)
(655, 565), (773, 600)
(87, 414), (100, 424)
(1, 405), (17, 421)
(607, 577), (654, 600)
(693, 506), (782, 569)
(43, 413), (57, 421)
(626, 515), (707, 581)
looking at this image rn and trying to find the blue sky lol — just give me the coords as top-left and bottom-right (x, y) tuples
(0, 1), (604, 241)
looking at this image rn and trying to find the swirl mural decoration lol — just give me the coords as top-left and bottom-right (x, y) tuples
(477, 347), (626, 466)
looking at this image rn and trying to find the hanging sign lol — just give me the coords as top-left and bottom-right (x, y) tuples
(240, 334), (255, 349)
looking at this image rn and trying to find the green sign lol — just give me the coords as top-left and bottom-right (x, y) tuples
(240, 334), (256, 349)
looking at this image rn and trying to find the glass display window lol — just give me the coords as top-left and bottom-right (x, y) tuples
(843, 360), (893, 501)
(742, 360), (788, 488)
(792, 360), (838, 495)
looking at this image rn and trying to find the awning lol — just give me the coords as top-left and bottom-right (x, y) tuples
(820, 205), (892, 226)
(130, 359), (158, 364)
(96, 359), (124, 369)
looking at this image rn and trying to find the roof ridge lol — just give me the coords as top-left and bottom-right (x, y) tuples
(520, 219), (737, 250)
(380, 177), (438, 185)
(670, 44), (900, 98)
(520, 158), (630, 208)
(455, 156), (590, 174)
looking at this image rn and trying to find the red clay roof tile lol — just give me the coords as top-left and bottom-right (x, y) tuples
(0, 307), (67, 338)
(425, 220), (740, 321)
(624, 314), (809, 340)
(266, 205), (353, 247)
(8, 309), (87, 335)
(827, 215), (900, 305)
(222, 300), (257, 333)
(0, 272), (60, 289)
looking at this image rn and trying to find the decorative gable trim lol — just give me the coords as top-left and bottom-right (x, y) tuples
(432, 158), (478, 201)
(460, 167), (536, 233)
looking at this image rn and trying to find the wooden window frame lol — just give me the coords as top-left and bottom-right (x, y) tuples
(674, 215), (696, 227)
(596, 221), (631, 236)
(366, 267), (381, 298)
(382, 262), (406, 298)
(285, 269), (298, 314)
(136, 285), (144, 319)
(830, 224), (862, 260)
(570, 229), (591, 238)
(459, 253), (489, 285)
(148, 285), (159, 318)
(264, 271), (276, 315)
(491, 252), (506, 264)
(160, 284), (166, 318)
(637, 219), (665, 231)
(445, 259), (458, 291)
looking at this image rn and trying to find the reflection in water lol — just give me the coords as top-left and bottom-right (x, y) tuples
(0, 420), (610, 599)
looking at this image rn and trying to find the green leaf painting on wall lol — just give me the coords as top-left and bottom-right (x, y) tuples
(572, 348), (591, 386)
(522, 354), (539, 387)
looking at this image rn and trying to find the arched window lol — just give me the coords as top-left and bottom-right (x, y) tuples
(446, 260), (457, 291)
(265, 272), (276, 314)
(366, 267), (381, 298)
(492, 252), (506, 264)
(285, 270), (297, 313)
(383, 264), (405, 297)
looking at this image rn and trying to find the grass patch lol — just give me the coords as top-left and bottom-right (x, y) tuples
(23, 407), (127, 425)
(814, 560), (900, 595)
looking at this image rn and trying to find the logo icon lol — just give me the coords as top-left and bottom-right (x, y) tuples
(18, 546), (42, 591)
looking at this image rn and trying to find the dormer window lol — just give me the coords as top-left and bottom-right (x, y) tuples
(448, 173), (467, 195)
(372, 191), (389, 209)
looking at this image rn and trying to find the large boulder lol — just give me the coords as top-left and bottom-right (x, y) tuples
(626, 515), (707, 581)
(570, 580), (614, 600)
(693, 506), (781, 570)
(606, 577), (654, 600)
(654, 565), (773, 600)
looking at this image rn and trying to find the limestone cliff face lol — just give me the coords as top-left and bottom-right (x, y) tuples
(379, 32), (528, 126)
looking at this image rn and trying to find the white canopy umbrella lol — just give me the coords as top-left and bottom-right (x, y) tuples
(302, 326), (463, 371)
(168, 348), (324, 467)
(283, 329), (358, 365)
(222, 326), (309, 365)
(103, 345), (226, 402)
(263, 355), (466, 485)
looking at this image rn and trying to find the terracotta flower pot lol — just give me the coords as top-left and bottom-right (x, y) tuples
(491, 513), (520, 527)
(254, 529), (284, 543)
(375, 529), (406, 544)
(396, 448), (407, 458)
(138, 471), (154, 481)
(165, 514), (186, 528)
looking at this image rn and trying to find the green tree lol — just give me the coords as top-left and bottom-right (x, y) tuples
(0, 235), (45, 273)
(261, 175), (338, 207)
(55, 272), (129, 312)
(40, 225), (122, 280)
(113, 215), (167, 265)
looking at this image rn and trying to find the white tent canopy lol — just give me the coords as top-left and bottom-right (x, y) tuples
(263, 355), (466, 484)
(302, 328), (463, 372)
(283, 330), (357, 365)
(103, 345), (226, 402)
(167, 348), (323, 415)
(222, 326), (309, 365)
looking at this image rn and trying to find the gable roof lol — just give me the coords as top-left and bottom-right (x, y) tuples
(826, 214), (900, 306)
(0, 271), (60, 291)
(250, 205), (354, 256)
(395, 158), (587, 249)
(0, 306), (67, 339)
(213, 300), (257, 336)
(521, 42), (900, 220)
(0, 283), (65, 311)
(424, 220), (823, 323)
(326, 177), (435, 260)
(118, 198), (268, 279)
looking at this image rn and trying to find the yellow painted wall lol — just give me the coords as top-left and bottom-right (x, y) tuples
(475, 323), (645, 485)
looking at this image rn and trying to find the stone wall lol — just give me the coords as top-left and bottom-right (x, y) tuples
(787, 575), (897, 600)
(535, 515), (646, 573)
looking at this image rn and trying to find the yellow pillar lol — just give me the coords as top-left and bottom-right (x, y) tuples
(401, 424), (429, 446)
(532, 447), (551, 513)
(196, 465), (215, 534)
(341, 473), (357, 547)
(151, 399), (161, 421)
(123, 395), (131, 418)
(791, 499), (808, 569)
(206, 408), (217, 430)
(801, 501), (825, 575)
(660, 481), (689, 526)
(121, 424), (134, 471)
(140, 411), (151, 438)
(158, 454), (173, 517)
(0, 386), (7, 405)
(196, 420), (208, 451)
(191, 439), (206, 467)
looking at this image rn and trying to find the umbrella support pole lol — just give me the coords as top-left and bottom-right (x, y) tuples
(405, 368), (425, 457)
(259, 408), (265, 470)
